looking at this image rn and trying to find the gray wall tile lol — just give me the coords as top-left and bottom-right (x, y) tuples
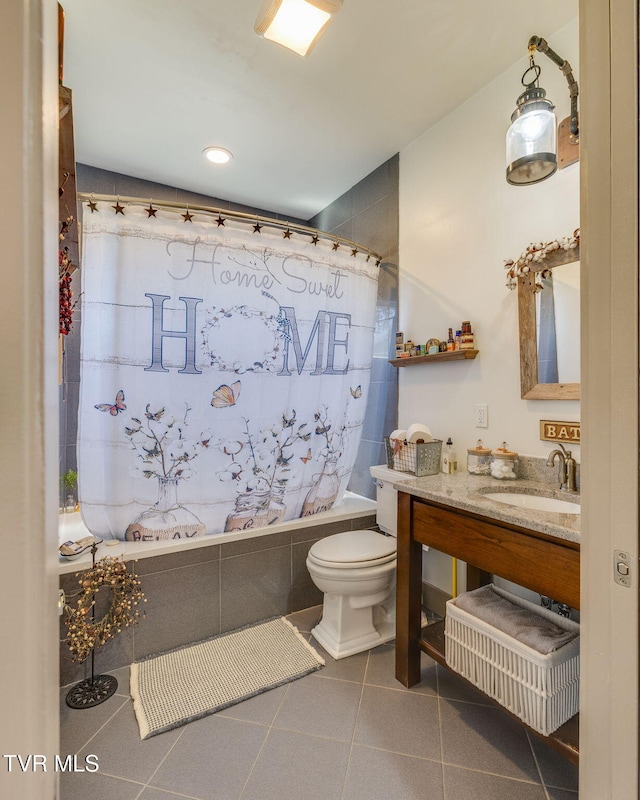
(114, 174), (178, 203)
(133, 560), (221, 657)
(221, 530), (291, 558)
(310, 190), (353, 234)
(352, 515), (377, 530)
(291, 540), (323, 611)
(290, 519), (352, 544)
(76, 164), (116, 195)
(135, 545), (220, 576)
(220, 547), (291, 631)
(309, 154), (399, 500)
(352, 195), (395, 260)
(351, 159), (393, 217)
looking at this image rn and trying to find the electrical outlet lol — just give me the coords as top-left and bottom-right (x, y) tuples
(475, 404), (488, 428)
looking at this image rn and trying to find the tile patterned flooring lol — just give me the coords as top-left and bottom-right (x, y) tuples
(59, 607), (579, 800)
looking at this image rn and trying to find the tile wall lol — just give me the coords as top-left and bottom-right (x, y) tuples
(60, 513), (377, 686)
(59, 161), (398, 682)
(310, 156), (399, 498)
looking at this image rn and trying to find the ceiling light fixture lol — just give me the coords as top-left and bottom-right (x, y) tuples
(203, 146), (233, 165)
(254, 0), (343, 57)
(506, 35), (579, 186)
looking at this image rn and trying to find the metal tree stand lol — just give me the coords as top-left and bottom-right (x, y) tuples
(65, 541), (118, 709)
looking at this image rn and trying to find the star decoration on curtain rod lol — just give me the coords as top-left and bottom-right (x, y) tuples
(86, 196), (383, 267)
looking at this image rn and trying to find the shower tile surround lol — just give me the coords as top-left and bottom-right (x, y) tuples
(59, 513), (377, 687)
(59, 160), (399, 680)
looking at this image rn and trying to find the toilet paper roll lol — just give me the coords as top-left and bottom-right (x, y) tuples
(389, 429), (407, 442)
(406, 423), (433, 444)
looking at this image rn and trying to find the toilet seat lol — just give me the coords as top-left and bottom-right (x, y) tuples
(308, 529), (396, 568)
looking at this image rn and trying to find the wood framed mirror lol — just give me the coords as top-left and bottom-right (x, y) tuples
(518, 244), (580, 400)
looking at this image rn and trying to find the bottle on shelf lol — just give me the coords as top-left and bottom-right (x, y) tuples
(447, 328), (455, 351)
(460, 320), (475, 350)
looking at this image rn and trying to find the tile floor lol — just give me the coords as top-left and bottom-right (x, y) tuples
(59, 607), (579, 800)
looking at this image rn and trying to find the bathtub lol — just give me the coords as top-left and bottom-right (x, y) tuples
(58, 491), (376, 574)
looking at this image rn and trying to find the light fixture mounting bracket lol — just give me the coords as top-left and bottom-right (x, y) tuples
(528, 35), (579, 141)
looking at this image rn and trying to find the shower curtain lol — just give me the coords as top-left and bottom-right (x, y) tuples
(78, 204), (379, 541)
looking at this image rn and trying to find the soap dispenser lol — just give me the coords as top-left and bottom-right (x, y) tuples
(441, 438), (458, 474)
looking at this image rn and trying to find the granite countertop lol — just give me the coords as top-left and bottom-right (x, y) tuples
(392, 471), (580, 544)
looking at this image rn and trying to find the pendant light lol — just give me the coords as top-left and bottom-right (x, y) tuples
(506, 36), (579, 186)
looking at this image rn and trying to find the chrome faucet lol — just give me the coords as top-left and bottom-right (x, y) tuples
(546, 443), (577, 493)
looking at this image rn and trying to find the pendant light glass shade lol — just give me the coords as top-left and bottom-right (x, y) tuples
(506, 87), (557, 185)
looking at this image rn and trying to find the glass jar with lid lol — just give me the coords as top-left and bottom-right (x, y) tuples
(467, 439), (492, 475)
(490, 442), (518, 480)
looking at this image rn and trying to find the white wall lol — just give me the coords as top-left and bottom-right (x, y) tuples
(399, 20), (579, 459)
(398, 20), (579, 593)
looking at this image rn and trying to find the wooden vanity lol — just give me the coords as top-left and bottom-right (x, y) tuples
(394, 486), (580, 764)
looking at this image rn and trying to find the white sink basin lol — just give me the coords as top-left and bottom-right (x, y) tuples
(484, 492), (580, 515)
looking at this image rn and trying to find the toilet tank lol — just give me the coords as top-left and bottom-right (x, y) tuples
(369, 464), (400, 536)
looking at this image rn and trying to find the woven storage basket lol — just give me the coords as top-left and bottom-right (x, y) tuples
(384, 437), (442, 477)
(445, 584), (580, 736)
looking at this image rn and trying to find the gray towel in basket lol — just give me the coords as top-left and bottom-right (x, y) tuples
(453, 585), (578, 655)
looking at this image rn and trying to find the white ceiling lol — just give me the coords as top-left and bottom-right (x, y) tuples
(61, 0), (577, 220)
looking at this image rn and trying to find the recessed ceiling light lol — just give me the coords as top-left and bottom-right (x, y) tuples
(203, 147), (233, 165)
(255, 0), (343, 57)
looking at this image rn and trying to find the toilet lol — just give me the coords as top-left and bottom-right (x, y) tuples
(306, 465), (399, 659)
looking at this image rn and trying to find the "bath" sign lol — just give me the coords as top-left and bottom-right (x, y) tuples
(539, 420), (581, 444)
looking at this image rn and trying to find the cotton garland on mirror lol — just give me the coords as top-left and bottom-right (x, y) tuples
(504, 228), (580, 291)
(63, 556), (145, 663)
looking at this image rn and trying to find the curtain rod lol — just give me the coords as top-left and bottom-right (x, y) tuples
(77, 193), (383, 265)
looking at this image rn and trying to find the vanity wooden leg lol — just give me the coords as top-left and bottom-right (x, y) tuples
(395, 492), (422, 687)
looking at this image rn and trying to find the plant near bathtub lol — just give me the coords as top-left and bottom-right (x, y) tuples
(301, 406), (346, 517)
(61, 468), (78, 512)
(221, 411), (312, 531)
(123, 403), (210, 541)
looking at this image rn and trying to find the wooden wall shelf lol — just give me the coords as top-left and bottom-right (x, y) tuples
(389, 349), (478, 367)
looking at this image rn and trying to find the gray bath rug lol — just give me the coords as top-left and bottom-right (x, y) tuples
(130, 616), (324, 739)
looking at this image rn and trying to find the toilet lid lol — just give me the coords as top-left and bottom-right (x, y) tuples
(309, 530), (396, 564)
